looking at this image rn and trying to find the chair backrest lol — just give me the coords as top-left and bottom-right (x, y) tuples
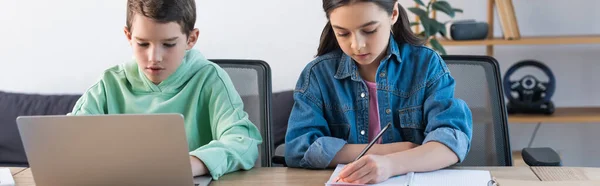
(210, 59), (273, 167)
(442, 55), (512, 166)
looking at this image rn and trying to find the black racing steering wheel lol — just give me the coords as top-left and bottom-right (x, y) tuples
(503, 60), (556, 114)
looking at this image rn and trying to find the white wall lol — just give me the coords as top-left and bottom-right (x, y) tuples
(1, 0), (599, 166)
(0, 0), (326, 94)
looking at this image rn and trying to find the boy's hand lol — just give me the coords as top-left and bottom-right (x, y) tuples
(190, 156), (208, 176)
(336, 155), (394, 184)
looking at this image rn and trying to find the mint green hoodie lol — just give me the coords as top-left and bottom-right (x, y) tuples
(70, 49), (262, 179)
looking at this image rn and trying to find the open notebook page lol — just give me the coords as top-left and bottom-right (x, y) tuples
(326, 164), (493, 186)
(326, 164), (409, 186)
(412, 169), (493, 186)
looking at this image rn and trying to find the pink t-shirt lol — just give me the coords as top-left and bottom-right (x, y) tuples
(364, 80), (382, 143)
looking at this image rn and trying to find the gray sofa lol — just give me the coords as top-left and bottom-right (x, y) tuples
(0, 91), (81, 166)
(0, 90), (295, 167)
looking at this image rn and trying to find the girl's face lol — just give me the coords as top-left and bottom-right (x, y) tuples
(329, 2), (399, 66)
(124, 14), (198, 85)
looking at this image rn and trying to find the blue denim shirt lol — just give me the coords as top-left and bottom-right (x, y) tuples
(284, 37), (473, 169)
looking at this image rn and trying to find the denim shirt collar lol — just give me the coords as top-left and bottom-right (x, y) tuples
(334, 34), (403, 81)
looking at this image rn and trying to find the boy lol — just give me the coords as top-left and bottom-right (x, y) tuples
(70, 0), (262, 180)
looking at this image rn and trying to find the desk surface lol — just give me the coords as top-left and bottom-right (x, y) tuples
(7, 167), (26, 176)
(210, 166), (540, 186)
(5, 166), (600, 186)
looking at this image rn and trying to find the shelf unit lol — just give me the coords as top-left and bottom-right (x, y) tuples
(508, 107), (600, 124)
(416, 0), (600, 123)
(439, 35), (600, 47)
(432, 0), (600, 56)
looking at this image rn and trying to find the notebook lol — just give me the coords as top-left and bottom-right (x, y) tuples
(495, 179), (600, 186)
(326, 164), (495, 186)
(0, 168), (15, 186)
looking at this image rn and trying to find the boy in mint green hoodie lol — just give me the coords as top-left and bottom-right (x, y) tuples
(69, 0), (262, 180)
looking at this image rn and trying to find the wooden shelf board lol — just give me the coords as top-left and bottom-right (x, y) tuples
(438, 35), (600, 46)
(508, 107), (600, 123)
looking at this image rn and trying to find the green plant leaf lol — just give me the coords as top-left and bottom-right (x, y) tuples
(420, 17), (442, 38)
(432, 20), (446, 36)
(453, 8), (464, 13)
(414, 0), (426, 7)
(408, 7), (428, 19)
(429, 38), (447, 55)
(432, 1), (455, 18)
(410, 22), (420, 27)
(419, 17), (433, 38)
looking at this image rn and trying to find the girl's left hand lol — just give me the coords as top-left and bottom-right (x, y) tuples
(336, 154), (394, 184)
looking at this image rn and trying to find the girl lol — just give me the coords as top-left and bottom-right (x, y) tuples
(285, 0), (472, 184)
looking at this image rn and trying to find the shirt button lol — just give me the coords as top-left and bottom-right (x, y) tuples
(386, 108), (391, 114)
(360, 130), (365, 135)
(360, 92), (366, 98)
(379, 72), (386, 77)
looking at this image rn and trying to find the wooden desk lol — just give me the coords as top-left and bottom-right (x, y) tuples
(11, 168), (34, 186)
(581, 167), (600, 181)
(209, 166), (540, 185)
(7, 167), (26, 176)
(210, 167), (334, 186)
(509, 107), (600, 123)
(6, 166), (600, 186)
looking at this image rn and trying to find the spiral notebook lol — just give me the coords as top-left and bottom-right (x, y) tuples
(0, 168), (16, 186)
(326, 164), (495, 186)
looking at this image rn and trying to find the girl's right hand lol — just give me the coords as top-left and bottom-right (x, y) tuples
(336, 154), (395, 184)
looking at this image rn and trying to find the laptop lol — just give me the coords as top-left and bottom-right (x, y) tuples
(16, 114), (211, 186)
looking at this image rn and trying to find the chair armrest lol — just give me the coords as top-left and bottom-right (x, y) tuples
(522, 147), (562, 166)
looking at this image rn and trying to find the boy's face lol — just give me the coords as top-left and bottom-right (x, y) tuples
(124, 14), (199, 85)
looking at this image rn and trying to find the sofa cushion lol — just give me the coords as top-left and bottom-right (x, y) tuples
(0, 90), (296, 166)
(0, 91), (81, 166)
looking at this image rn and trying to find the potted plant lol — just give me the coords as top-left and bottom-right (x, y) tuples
(408, 0), (463, 55)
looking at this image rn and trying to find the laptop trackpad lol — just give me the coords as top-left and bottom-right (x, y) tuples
(193, 176), (212, 186)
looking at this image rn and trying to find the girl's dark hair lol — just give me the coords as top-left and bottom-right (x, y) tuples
(317, 0), (424, 56)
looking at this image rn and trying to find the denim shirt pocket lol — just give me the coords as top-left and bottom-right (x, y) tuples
(398, 106), (426, 144)
(329, 123), (350, 141)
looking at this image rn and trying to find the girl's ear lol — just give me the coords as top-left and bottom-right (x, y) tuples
(186, 28), (200, 50)
(391, 3), (400, 25)
(124, 26), (133, 46)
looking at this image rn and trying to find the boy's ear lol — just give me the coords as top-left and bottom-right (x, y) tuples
(186, 28), (200, 50)
(124, 26), (132, 45)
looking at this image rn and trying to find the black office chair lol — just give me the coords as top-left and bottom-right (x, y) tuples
(443, 55), (561, 166)
(442, 55), (513, 166)
(271, 55), (513, 167)
(211, 59), (274, 167)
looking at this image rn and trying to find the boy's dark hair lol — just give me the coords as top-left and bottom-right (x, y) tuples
(126, 0), (196, 35)
(317, 0), (424, 56)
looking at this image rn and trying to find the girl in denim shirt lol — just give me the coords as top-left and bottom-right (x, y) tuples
(285, 0), (473, 184)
